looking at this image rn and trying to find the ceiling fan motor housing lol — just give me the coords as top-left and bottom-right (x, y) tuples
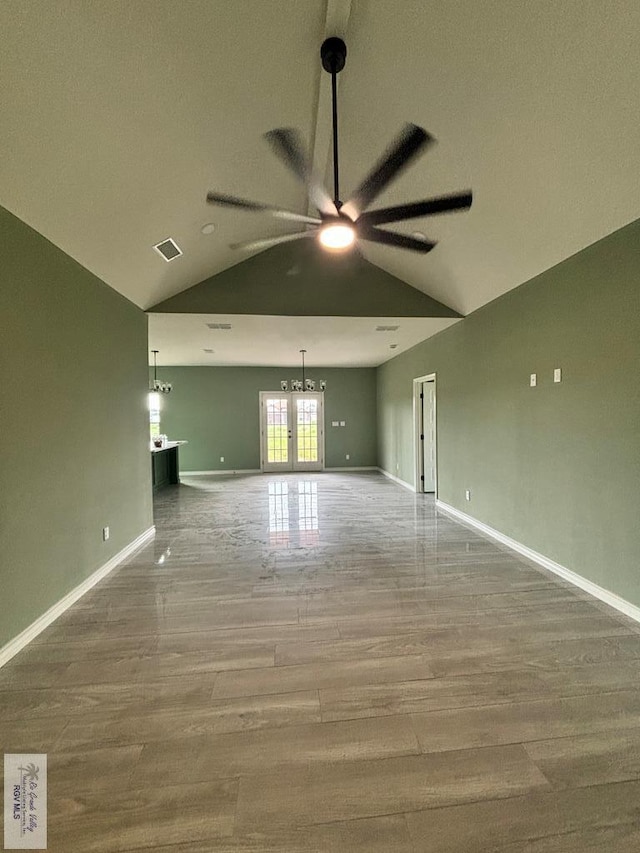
(321, 37), (347, 74)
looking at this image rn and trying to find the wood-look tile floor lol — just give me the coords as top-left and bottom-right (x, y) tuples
(2, 472), (640, 851)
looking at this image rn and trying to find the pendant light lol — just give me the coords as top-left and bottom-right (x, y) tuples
(280, 350), (325, 392)
(149, 350), (172, 411)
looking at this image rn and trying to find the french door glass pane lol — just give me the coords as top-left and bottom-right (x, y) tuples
(296, 398), (318, 463)
(266, 398), (289, 463)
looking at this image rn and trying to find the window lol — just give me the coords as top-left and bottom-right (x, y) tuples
(149, 392), (161, 440)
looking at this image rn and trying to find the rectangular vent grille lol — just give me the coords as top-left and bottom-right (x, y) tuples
(375, 325), (400, 332)
(203, 348), (215, 353)
(206, 323), (232, 330)
(153, 237), (182, 262)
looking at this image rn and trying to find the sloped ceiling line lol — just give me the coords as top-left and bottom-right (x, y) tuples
(149, 237), (460, 318)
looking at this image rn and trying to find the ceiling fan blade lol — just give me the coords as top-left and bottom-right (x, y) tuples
(341, 124), (435, 221)
(264, 128), (337, 217)
(358, 191), (473, 226)
(229, 229), (318, 252)
(206, 192), (322, 225)
(358, 225), (436, 254)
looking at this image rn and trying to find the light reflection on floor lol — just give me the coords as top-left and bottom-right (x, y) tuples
(267, 479), (319, 548)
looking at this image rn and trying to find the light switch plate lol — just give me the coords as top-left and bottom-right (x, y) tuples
(331, 421), (339, 427)
(340, 421), (346, 427)
(554, 368), (562, 383)
(530, 373), (537, 387)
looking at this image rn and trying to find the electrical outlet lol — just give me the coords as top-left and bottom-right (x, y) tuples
(340, 421), (346, 427)
(102, 526), (110, 541)
(345, 454), (350, 460)
(530, 373), (537, 387)
(220, 456), (224, 462)
(554, 368), (562, 383)
(465, 490), (471, 501)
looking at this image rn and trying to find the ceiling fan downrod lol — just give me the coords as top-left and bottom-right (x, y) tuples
(321, 37), (347, 209)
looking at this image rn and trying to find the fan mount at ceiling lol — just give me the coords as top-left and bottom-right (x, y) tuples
(206, 37), (472, 254)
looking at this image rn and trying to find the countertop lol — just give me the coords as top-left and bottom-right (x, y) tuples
(150, 440), (188, 454)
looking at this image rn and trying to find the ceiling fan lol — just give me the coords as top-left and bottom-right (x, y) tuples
(206, 37), (472, 254)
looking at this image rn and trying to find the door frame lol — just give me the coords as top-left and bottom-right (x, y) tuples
(259, 391), (325, 473)
(413, 373), (437, 496)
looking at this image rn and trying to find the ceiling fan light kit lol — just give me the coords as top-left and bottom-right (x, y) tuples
(206, 37), (472, 255)
(319, 222), (355, 250)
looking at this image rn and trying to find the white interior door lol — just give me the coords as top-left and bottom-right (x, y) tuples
(260, 392), (324, 472)
(421, 382), (436, 492)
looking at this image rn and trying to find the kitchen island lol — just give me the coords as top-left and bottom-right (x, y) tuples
(151, 441), (187, 491)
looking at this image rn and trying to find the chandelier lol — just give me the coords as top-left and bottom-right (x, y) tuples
(150, 350), (172, 394)
(280, 350), (326, 393)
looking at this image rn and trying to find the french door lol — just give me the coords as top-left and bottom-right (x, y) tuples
(260, 392), (324, 472)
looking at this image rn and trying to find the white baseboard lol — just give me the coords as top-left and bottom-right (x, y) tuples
(323, 466), (378, 472)
(436, 500), (640, 626)
(377, 467), (416, 493)
(183, 468), (378, 476)
(0, 525), (156, 669)
(181, 469), (261, 476)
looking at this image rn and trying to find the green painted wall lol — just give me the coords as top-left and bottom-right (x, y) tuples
(377, 218), (640, 608)
(155, 366), (377, 471)
(1, 206), (153, 649)
(150, 239), (459, 318)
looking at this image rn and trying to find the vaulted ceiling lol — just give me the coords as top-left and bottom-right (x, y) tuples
(2, 1), (639, 366)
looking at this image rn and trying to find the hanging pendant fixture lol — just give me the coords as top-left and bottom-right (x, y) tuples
(280, 350), (325, 393)
(150, 350), (172, 394)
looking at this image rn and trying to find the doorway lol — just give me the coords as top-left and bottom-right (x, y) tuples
(413, 374), (437, 494)
(259, 392), (325, 472)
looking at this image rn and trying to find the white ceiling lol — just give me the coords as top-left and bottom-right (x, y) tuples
(149, 314), (459, 368)
(2, 1), (640, 365)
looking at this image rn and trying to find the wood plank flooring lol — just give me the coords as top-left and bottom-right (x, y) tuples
(1, 471), (640, 851)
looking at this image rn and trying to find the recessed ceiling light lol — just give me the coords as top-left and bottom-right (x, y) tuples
(390, 344), (398, 349)
(375, 325), (400, 332)
(201, 223), (216, 235)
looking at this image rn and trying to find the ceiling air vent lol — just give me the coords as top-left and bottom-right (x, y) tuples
(206, 323), (232, 330)
(203, 348), (215, 353)
(375, 325), (400, 332)
(153, 237), (183, 262)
